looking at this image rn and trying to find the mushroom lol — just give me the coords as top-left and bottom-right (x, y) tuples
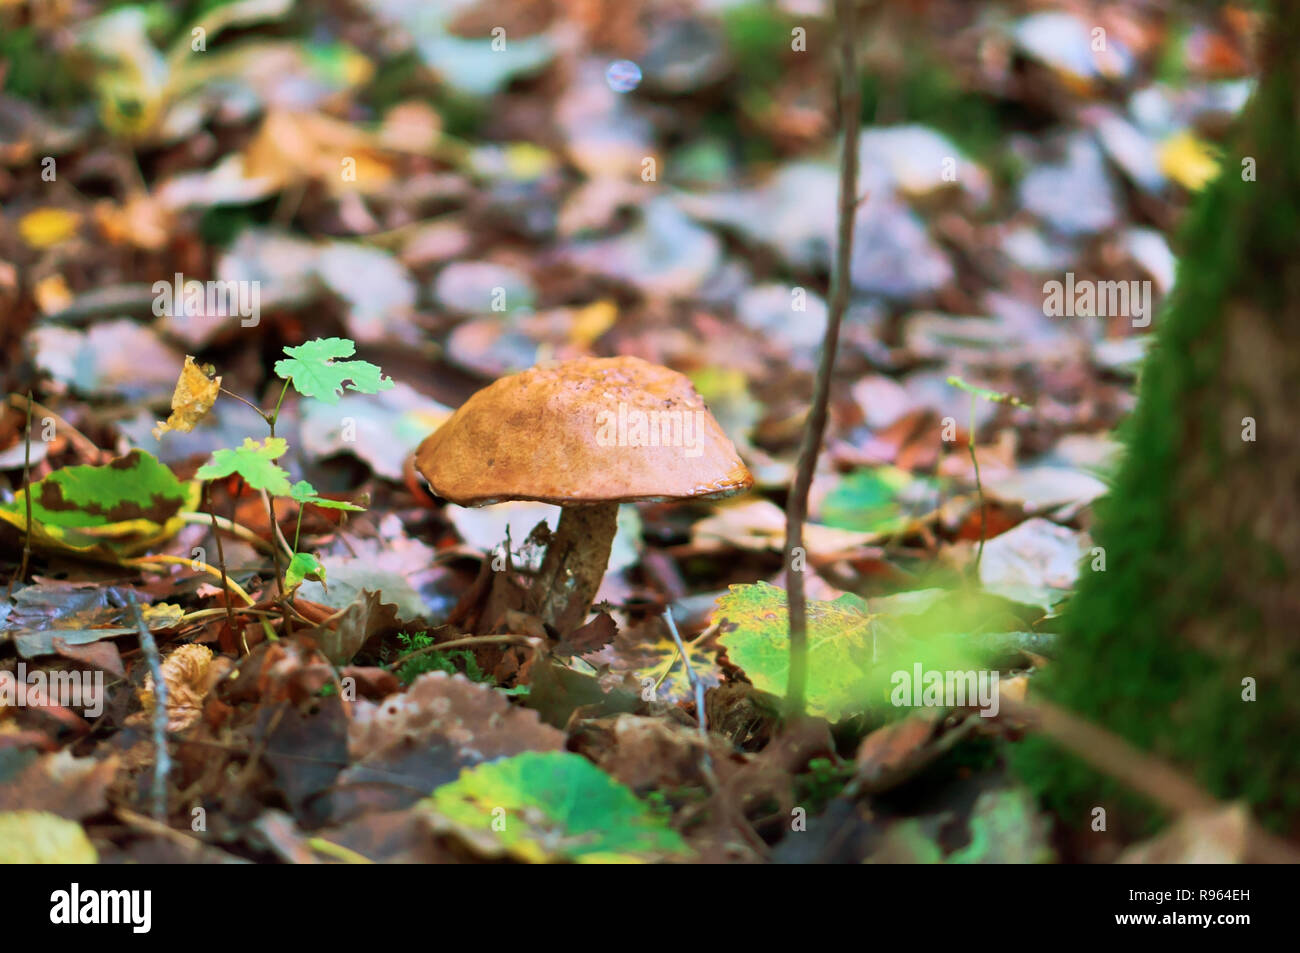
(415, 356), (753, 633)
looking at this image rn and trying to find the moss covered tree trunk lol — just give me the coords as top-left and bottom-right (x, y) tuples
(1014, 3), (1300, 842)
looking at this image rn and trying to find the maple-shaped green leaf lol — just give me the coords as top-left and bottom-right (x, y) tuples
(195, 437), (292, 495)
(425, 751), (689, 863)
(715, 582), (877, 720)
(285, 552), (326, 590)
(274, 337), (394, 405)
(289, 480), (364, 511)
(0, 449), (198, 558)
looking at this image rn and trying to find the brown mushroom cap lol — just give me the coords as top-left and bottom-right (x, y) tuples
(415, 356), (754, 506)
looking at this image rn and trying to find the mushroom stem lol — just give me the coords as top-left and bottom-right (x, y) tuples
(531, 502), (619, 634)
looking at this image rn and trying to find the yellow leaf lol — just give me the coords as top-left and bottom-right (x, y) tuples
(93, 193), (173, 251)
(33, 274), (74, 314)
(242, 110), (393, 194)
(154, 356), (222, 439)
(0, 811), (98, 863)
(569, 299), (617, 347)
(504, 142), (557, 181)
(1158, 130), (1221, 191)
(19, 208), (82, 248)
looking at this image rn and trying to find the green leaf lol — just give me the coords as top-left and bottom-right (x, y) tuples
(289, 480), (364, 511)
(196, 437), (292, 495)
(715, 582), (1017, 721)
(286, 552), (326, 590)
(0, 449), (198, 558)
(425, 751), (689, 863)
(819, 466), (941, 535)
(274, 337), (394, 405)
(714, 582), (876, 720)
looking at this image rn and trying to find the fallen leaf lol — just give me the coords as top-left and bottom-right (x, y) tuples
(0, 449), (199, 561)
(423, 751), (689, 863)
(153, 355), (222, 440)
(0, 811), (97, 863)
(138, 643), (216, 733)
(18, 208), (81, 248)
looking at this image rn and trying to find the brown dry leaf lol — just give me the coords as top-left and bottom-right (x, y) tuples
(315, 809), (453, 863)
(349, 671), (564, 763)
(153, 356), (222, 439)
(308, 589), (400, 665)
(855, 710), (943, 789)
(0, 750), (119, 819)
(138, 643), (215, 733)
(93, 192), (174, 251)
(554, 611), (617, 658)
(220, 640), (333, 706)
(692, 497), (875, 559)
(574, 714), (737, 794)
(337, 672), (566, 817)
(51, 636), (126, 679)
(242, 110), (395, 195)
(33, 274), (75, 314)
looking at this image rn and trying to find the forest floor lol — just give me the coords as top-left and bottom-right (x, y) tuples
(0, 0), (1263, 863)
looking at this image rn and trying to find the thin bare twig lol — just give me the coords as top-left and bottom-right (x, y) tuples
(205, 483), (242, 654)
(5, 390), (35, 601)
(128, 592), (171, 822)
(782, 0), (861, 719)
(6, 392), (103, 462)
(113, 807), (208, 855)
(262, 489), (297, 562)
(662, 608), (709, 739)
